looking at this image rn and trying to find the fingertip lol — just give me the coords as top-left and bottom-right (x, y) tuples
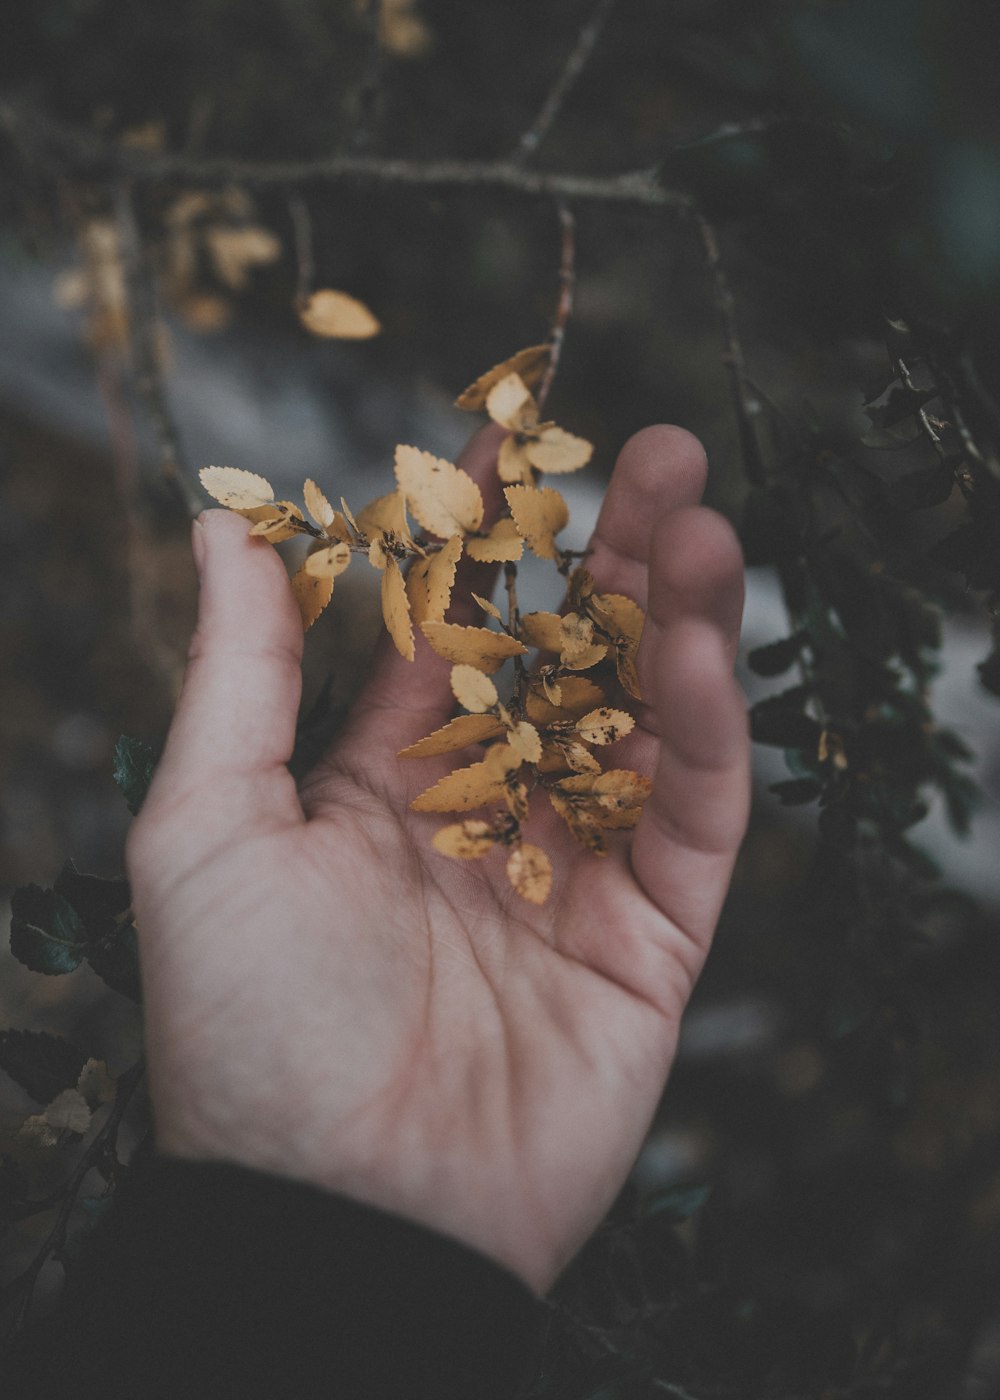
(648, 506), (745, 648)
(615, 425), (708, 501)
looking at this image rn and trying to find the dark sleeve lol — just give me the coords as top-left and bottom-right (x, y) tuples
(2, 1154), (546, 1400)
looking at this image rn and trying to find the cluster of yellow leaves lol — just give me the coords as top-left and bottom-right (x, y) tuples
(198, 345), (650, 901)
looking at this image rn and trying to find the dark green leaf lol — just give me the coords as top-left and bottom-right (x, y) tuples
(747, 632), (808, 677)
(86, 922), (141, 1003)
(113, 735), (160, 815)
(769, 777), (822, 806)
(640, 1182), (712, 1224)
(0, 1030), (87, 1103)
(750, 689), (822, 749)
(9, 885), (87, 975)
(54, 862), (131, 944)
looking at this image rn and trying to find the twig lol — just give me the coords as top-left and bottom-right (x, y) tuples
(535, 202), (576, 415)
(287, 191), (315, 306)
(505, 563), (527, 690)
(691, 206), (766, 486)
(511, 0), (617, 165)
(4, 1060), (145, 1337)
(0, 99), (691, 210)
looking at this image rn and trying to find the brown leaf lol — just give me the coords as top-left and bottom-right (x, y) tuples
(298, 288), (381, 339)
(506, 720), (542, 764)
(382, 554), (414, 660)
(397, 712), (505, 759)
(356, 489), (411, 546)
(303, 478), (336, 532)
(420, 621), (527, 673)
(433, 820), (498, 859)
(525, 676), (605, 724)
(507, 844), (553, 904)
(395, 445), (484, 538)
(411, 745), (520, 813)
(504, 777), (530, 823)
(291, 566), (334, 630)
(504, 484), (569, 560)
(575, 708), (635, 745)
(451, 664), (499, 713)
(304, 542), (352, 579)
(486, 372), (537, 431)
(407, 536), (463, 626)
(519, 611), (564, 652)
(525, 425), (593, 474)
(547, 790), (605, 854)
(454, 344), (550, 411)
(465, 519), (524, 563)
(199, 465), (274, 510)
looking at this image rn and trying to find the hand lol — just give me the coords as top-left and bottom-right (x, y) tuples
(126, 423), (749, 1295)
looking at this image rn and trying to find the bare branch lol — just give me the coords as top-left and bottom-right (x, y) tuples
(535, 202), (577, 415)
(512, 0), (617, 166)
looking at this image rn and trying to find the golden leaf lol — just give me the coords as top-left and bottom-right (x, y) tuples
(615, 643), (642, 701)
(559, 613), (607, 670)
(205, 225), (282, 291)
(542, 672), (562, 707)
(525, 425), (593, 475)
(589, 592), (645, 647)
(411, 745), (519, 813)
(298, 288), (381, 339)
(519, 611), (564, 652)
(504, 776), (530, 823)
(199, 465), (274, 510)
(433, 820), (498, 859)
(507, 844), (553, 904)
(485, 372), (537, 432)
(537, 738), (602, 775)
(465, 518), (524, 562)
(420, 621), (527, 673)
(407, 536), (463, 626)
(291, 566), (334, 630)
(356, 489), (411, 546)
(506, 720), (542, 764)
(340, 497), (360, 534)
(454, 344), (550, 411)
(600, 805), (644, 830)
(548, 790), (605, 854)
(497, 434), (534, 485)
(395, 445), (484, 538)
(368, 536), (391, 571)
(397, 712), (505, 759)
(557, 769), (653, 815)
(575, 708), (635, 746)
(382, 554), (414, 660)
(504, 484), (569, 560)
(303, 478), (336, 532)
(248, 501), (306, 542)
(472, 592), (504, 623)
(304, 542), (352, 579)
(451, 664), (499, 713)
(525, 676), (605, 724)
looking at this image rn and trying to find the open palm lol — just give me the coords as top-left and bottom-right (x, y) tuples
(127, 424), (749, 1294)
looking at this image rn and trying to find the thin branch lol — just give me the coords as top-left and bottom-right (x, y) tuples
(0, 99), (690, 210)
(287, 191), (315, 306)
(511, 0), (617, 165)
(691, 206), (766, 486)
(535, 201), (576, 415)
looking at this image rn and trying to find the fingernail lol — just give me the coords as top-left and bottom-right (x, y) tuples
(191, 514), (209, 579)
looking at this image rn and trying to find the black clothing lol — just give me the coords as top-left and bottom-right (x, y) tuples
(2, 1156), (546, 1399)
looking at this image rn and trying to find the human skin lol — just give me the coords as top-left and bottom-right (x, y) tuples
(126, 423), (750, 1296)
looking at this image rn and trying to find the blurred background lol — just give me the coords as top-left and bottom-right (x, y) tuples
(3, 1), (1000, 1394)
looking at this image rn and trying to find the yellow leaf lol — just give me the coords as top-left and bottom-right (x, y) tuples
(537, 738), (602, 775)
(506, 720), (542, 764)
(615, 643), (642, 701)
(557, 770), (653, 815)
(472, 592), (504, 623)
(548, 790), (606, 854)
(340, 497), (360, 534)
(248, 501), (306, 542)
(199, 465), (274, 510)
(395, 446), (484, 538)
(420, 621), (527, 673)
(381, 554), (414, 660)
(291, 565), (334, 630)
(485, 372), (537, 432)
(433, 820), (498, 859)
(451, 664), (499, 713)
(411, 745), (519, 813)
(542, 672), (562, 707)
(525, 425), (593, 475)
(397, 712), (505, 758)
(497, 434), (533, 484)
(304, 542), (352, 579)
(559, 613), (607, 670)
(575, 708), (635, 745)
(303, 478), (336, 532)
(525, 676), (605, 724)
(504, 484), (569, 560)
(600, 805), (644, 830)
(507, 844), (553, 904)
(356, 489), (411, 546)
(465, 518), (524, 562)
(298, 288), (381, 339)
(454, 344), (550, 410)
(589, 592), (645, 647)
(206, 226), (282, 291)
(520, 611), (564, 652)
(407, 536), (463, 626)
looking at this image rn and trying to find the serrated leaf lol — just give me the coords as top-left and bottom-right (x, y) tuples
(576, 708), (635, 745)
(395, 446), (484, 538)
(548, 790), (605, 853)
(382, 554), (414, 661)
(526, 425), (593, 475)
(420, 621), (527, 673)
(303, 478), (336, 531)
(397, 713), (506, 759)
(451, 665), (498, 713)
(407, 536), (463, 626)
(411, 746), (520, 813)
(10, 885), (87, 975)
(486, 372), (537, 431)
(506, 721), (542, 763)
(113, 735), (159, 814)
(465, 519), (524, 562)
(199, 465), (274, 510)
(472, 592), (503, 622)
(505, 484), (569, 560)
(247, 501), (306, 542)
(304, 543), (352, 579)
(520, 611), (564, 651)
(0, 1031), (87, 1104)
(356, 489), (411, 546)
(525, 676), (605, 724)
(588, 592), (645, 647)
(432, 820), (498, 859)
(560, 614), (606, 670)
(454, 344), (550, 410)
(497, 435), (533, 485)
(291, 566), (334, 630)
(507, 844), (552, 904)
(44, 1089), (91, 1136)
(298, 288), (381, 339)
(556, 769), (653, 814)
(537, 737), (602, 775)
